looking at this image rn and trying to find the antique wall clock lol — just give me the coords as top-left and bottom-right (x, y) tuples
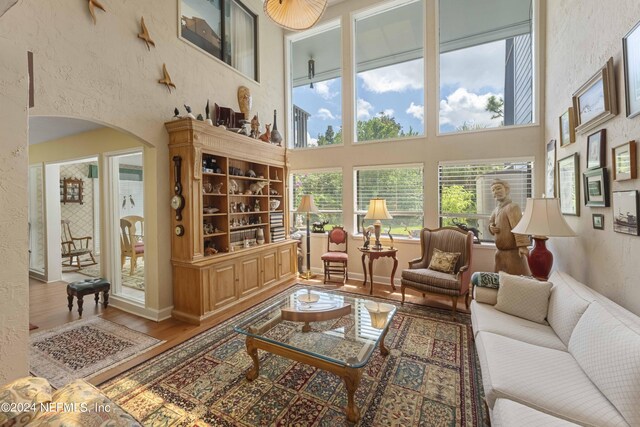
(171, 155), (185, 222)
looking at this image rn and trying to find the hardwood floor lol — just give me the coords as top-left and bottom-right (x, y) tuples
(29, 275), (470, 386)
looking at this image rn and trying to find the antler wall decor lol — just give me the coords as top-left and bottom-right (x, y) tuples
(138, 16), (155, 50)
(158, 63), (176, 93)
(88, 0), (106, 25)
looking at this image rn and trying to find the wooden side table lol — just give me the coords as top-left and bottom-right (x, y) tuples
(358, 247), (398, 294)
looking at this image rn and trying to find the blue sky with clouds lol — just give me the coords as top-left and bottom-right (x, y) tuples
(292, 39), (507, 143)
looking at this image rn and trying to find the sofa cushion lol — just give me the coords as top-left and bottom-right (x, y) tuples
(474, 286), (498, 305)
(401, 268), (459, 290)
(427, 248), (460, 273)
(476, 331), (627, 426)
(495, 272), (552, 324)
(28, 379), (141, 427)
(492, 398), (582, 427)
(471, 300), (566, 351)
(547, 274), (591, 345)
(0, 377), (51, 427)
(568, 302), (640, 426)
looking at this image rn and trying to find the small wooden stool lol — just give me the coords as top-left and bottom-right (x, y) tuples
(66, 278), (111, 317)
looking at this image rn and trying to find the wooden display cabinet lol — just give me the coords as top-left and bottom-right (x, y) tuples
(166, 118), (297, 325)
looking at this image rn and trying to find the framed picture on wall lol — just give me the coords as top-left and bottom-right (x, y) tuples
(612, 140), (637, 181)
(546, 139), (556, 197)
(623, 19), (640, 118)
(613, 190), (639, 235)
(586, 129), (606, 169)
(557, 153), (580, 216)
(572, 57), (618, 134)
(592, 213), (604, 230)
(559, 108), (576, 147)
(583, 167), (609, 207)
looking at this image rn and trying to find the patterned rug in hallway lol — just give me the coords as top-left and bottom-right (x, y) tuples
(30, 317), (164, 389)
(100, 286), (487, 426)
(80, 259), (145, 291)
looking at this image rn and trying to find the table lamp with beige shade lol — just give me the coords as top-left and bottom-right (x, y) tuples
(364, 198), (393, 250)
(511, 198), (576, 280)
(297, 194), (319, 279)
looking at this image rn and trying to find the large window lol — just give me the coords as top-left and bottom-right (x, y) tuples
(290, 23), (342, 149)
(355, 165), (423, 237)
(354, 0), (424, 142)
(438, 160), (534, 242)
(438, 0), (533, 133)
(180, 0), (257, 80)
(291, 170), (343, 228)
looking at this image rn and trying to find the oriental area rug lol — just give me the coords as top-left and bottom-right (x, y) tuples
(30, 317), (164, 389)
(100, 286), (488, 426)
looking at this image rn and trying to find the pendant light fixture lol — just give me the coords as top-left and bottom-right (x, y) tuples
(264, 0), (328, 31)
(308, 58), (315, 88)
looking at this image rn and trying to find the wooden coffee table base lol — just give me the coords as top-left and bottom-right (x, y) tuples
(245, 329), (390, 423)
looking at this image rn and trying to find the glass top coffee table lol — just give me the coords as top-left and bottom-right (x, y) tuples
(234, 287), (397, 423)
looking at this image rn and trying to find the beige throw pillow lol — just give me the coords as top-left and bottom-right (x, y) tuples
(495, 271), (552, 324)
(428, 248), (460, 274)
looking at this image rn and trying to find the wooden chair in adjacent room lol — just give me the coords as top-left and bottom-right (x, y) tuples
(120, 215), (144, 275)
(61, 219), (97, 270)
(400, 227), (473, 318)
(320, 226), (349, 284)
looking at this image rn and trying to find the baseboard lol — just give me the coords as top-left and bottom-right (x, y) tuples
(309, 267), (401, 287)
(109, 295), (173, 321)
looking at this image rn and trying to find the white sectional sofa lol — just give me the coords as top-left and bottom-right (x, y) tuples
(471, 271), (640, 427)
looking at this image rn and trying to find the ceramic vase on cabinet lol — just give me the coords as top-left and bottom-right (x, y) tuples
(256, 228), (265, 245)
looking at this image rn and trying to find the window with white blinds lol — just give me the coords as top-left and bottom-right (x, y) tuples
(355, 165), (423, 237)
(291, 170), (343, 228)
(438, 159), (534, 242)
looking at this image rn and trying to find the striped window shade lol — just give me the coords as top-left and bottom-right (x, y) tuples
(355, 164), (424, 237)
(438, 159), (534, 242)
(291, 170), (343, 227)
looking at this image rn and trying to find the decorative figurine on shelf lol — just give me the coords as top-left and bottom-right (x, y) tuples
(205, 100), (213, 125)
(211, 182), (223, 194)
(270, 109), (283, 146)
(237, 119), (251, 136)
(196, 114), (204, 121)
(246, 169), (256, 178)
(229, 179), (239, 194)
(237, 86), (252, 119)
(251, 114), (260, 138)
(274, 170), (279, 180)
(312, 219), (329, 233)
(230, 202), (237, 213)
(249, 180), (268, 195)
(184, 104), (195, 119)
(254, 199), (260, 211)
(362, 220), (373, 249)
(173, 107), (180, 119)
(259, 124), (271, 142)
(269, 188), (279, 196)
(489, 179), (530, 275)
(204, 242), (218, 256)
(387, 227), (394, 249)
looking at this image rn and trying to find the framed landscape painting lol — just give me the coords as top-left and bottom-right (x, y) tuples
(613, 190), (639, 235)
(558, 153), (580, 216)
(546, 139), (556, 197)
(612, 140), (637, 181)
(559, 108), (575, 147)
(586, 129), (606, 169)
(623, 19), (640, 118)
(583, 167), (609, 207)
(572, 57), (617, 134)
(592, 213), (604, 230)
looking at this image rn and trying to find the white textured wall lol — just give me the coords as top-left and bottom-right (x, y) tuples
(0, 0), (284, 375)
(0, 0), (284, 317)
(546, 0), (640, 314)
(0, 36), (29, 383)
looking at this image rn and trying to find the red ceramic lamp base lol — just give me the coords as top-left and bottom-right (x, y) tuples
(528, 236), (553, 280)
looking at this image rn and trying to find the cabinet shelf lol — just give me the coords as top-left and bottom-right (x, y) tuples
(203, 213), (226, 217)
(229, 175), (269, 181)
(230, 223), (268, 230)
(204, 232), (227, 238)
(203, 193), (226, 196)
(229, 194), (269, 198)
(230, 211), (269, 215)
(203, 172), (226, 177)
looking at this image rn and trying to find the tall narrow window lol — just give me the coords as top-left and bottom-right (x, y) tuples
(180, 0), (257, 80)
(354, 0), (424, 142)
(438, 0), (533, 133)
(290, 23), (342, 149)
(438, 159), (534, 242)
(355, 165), (423, 237)
(291, 170), (343, 228)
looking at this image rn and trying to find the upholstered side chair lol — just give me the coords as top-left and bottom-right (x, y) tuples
(400, 227), (473, 318)
(320, 226), (349, 284)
